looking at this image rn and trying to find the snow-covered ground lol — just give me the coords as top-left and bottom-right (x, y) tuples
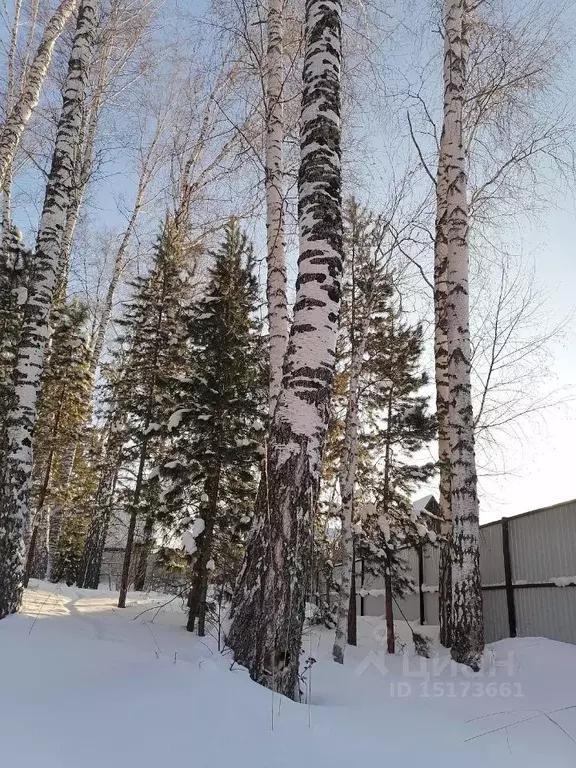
(1, 582), (575, 767)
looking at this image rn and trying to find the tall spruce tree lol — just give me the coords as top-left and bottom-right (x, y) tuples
(355, 310), (436, 652)
(113, 222), (192, 607)
(160, 218), (266, 636)
(52, 427), (100, 585)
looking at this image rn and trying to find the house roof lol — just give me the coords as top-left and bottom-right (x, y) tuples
(412, 494), (436, 514)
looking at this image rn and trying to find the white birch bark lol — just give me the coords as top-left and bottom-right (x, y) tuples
(89, 164), (151, 378)
(434, 144), (453, 648)
(227, 0), (343, 699)
(0, 0), (79, 190)
(0, 0), (98, 620)
(265, 0), (289, 415)
(55, 18), (119, 302)
(21, 0), (42, 84)
(1, 0), (23, 244)
(332, 322), (369, 664)
(442, 0), (484, 669)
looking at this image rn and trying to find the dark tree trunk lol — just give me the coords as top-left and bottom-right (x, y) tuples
(196, 571), (210, 637)
(418, 544), (426, 626)
(187, 468), (220, 634)
(385, 568), (394, 654)
(23, 524), (39, 587)
(439, 538), (452, 646)
(76, 455), (119, 589)
(134, 515), (154, 592)
(118, 441), (148, 608)
(347, 542), (357, 646)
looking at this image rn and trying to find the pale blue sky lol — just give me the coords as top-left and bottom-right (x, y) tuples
(477, 197), (576, 521)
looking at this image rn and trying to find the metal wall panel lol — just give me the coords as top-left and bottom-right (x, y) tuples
(363, 594), (385, 616)
(423, 544), (439, 586)
(400, 547), (419, 581)
(361, 570), (384, 592)
(479, 522), (505, 585)
(482, 589), (509, 643)
(515, 586), (576, 645)
(509, 503), (576, 584)
(423, 592), (439, 625)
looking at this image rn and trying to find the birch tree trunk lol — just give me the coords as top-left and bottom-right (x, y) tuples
(89, 184), (146, 378)
(434, 137), (453, 649)
(55, 144), (153, 562)
(0, 0), (79, 190)
(55, 9), (126, 302)
(227, 0), (343, 699)
(442, 0), (484, 669)
(1, 0), (23, 245)
(0, 0), (98, 620)
(332, 325), (368, 664)
(265, 0), (289, 415)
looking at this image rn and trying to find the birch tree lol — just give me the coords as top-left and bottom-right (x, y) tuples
(220, 0), (303, 411)
(435, 130), (452, 648)
(2, 0), (24, 240)
(0, 0), (79, 190)
(405, 0), (573, 648)
(0, 0), (98, 620)
(332, 320), (367, 664)
(88, 118), (165, 378)
(264, 0), (289, 414)
(54, 0), (157, 302)
(441, 0), (484, 669)
(227, 0), (343, 699)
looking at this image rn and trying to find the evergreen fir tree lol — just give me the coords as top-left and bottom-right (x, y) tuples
(355, 311), (437, 652)
(161, 218), (266, 636)
(111, 221), (193, 606)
